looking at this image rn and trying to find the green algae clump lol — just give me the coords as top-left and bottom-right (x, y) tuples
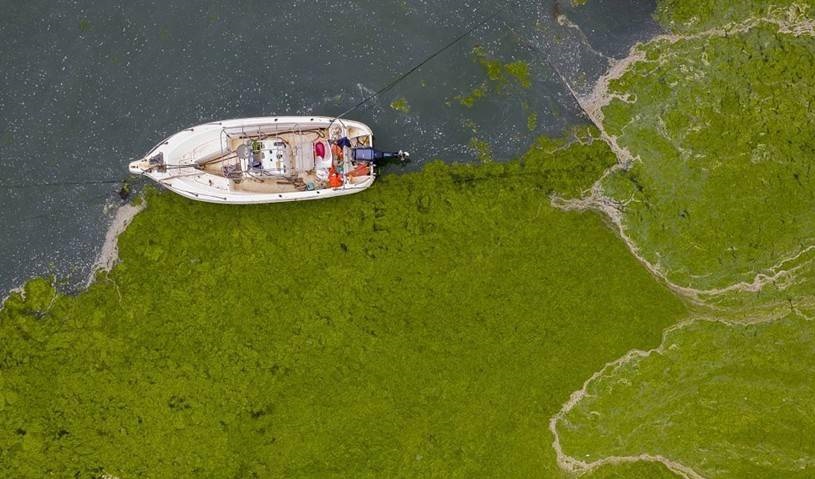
(505, 61), (532, 89)
(456, 47), (533, 108)
(527, 111), (539, 132)
(471, 47), (531, 90)
(389, 97), (410, 113)
(467, 137), (493, 163)
(456, 83), (488, 108)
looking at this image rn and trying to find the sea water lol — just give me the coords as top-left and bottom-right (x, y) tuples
(0, 0), (659, 295)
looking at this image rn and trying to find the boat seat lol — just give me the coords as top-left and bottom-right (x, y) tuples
(294, 143), (314, 173)
(312, 139), (333, 178)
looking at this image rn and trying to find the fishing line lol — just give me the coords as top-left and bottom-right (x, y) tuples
(0, 179), (125, 190)
(18, 192), (117, 223)
(333, 1), (513, 121)
(0, 164), (194, 190)
(496, 17), (593, 124)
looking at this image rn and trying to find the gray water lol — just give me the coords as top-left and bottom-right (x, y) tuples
(0, 0), (660, 296)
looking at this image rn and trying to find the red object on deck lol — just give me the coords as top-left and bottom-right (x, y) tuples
(349, 163), (370, 177)
(314, 141), (326, 159)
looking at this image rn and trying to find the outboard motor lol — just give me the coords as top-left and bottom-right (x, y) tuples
(352, 148), (410, 163)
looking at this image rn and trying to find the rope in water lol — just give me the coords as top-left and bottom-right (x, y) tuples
(0, 163), (201, 191)
(497, 18), (593, 124)
(333, 2), (510, 121)
(0, 179), (124, 189)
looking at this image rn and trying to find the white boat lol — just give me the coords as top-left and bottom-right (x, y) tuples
(128, 116), (407, 204)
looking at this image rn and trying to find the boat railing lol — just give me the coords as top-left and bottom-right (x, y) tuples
(143, 133), (175, 158)
(143, 127), (197, 158)
(222, 123), (325, 138)
(146, 118), (364, 160)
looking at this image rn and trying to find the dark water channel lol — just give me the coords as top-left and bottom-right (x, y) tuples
(0, 0), (660, 295)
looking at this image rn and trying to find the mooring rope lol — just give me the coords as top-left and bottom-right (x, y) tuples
(331, 1), (512, 122)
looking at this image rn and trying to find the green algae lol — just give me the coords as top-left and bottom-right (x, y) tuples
(527, 111), (539, 132)
(599, 22), (815, 291)
(655, 0), (814, 33)
(553, 2), (815, 477)
(686, 241), (815, 323)
(467, 137), (493, 163)
(0, 132), (687, 477)
(584, 461), (680, 478)
(389, 97), (410, 113)
(455, 48), (532, 108)
(505, 61), (532, 89)
(559, 314), (815, 478)
(475, 47), (506, 82)
(522, 126), (617, 199)
(7, 1), (813, 475)
(471, 47), (531, 90)
(456, 83), (488, 108)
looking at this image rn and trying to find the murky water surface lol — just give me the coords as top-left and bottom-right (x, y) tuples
(0, 0), (659, 295)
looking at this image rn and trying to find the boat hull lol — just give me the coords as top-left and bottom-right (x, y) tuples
(130, 116), (376, 204)
(163, 175), (375, 205)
